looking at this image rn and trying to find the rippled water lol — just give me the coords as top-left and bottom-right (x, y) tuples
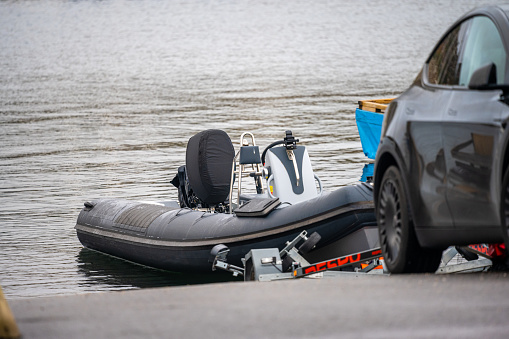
(0, 0), (489, 298)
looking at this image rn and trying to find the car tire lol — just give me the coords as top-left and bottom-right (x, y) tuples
(500, 167), (509, 255)
(377, 166), (442, 273)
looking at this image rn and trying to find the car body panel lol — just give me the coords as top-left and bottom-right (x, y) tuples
(374, 5), (509, 248)
(443, 90), (503, 228)
(389, 85), (454, 228)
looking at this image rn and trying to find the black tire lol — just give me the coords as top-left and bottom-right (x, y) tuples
(282, 255), (294, 272)
(377, 166), (442, 273)
(500, 166), (509, 256)
(298, 232), (321, 254)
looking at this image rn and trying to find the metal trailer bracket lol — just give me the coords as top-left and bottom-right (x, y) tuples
(437, 259), (492, 274)
(210, 231), (387, 281)
(210, 233), (495, 281)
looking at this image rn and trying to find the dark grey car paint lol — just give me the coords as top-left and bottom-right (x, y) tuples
(374, 5), (509, 248)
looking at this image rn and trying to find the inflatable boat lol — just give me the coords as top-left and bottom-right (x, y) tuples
(75, 130), (377, 272)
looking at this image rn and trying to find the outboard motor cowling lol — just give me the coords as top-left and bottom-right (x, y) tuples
(185, 129), (235, 206)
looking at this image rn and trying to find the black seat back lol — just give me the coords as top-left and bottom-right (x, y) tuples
(185, 130), (235, 205)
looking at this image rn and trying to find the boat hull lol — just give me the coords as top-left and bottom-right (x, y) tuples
(75, 183), (376, 272)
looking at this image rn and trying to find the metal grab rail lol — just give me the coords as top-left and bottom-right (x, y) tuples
(228, 132), (264, 213)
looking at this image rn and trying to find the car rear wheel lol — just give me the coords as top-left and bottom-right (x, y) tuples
(377, 166), (442, 273)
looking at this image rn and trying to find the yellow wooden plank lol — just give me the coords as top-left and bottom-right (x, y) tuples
(0, 286), (20, 339)
(358, 98), (395, 113)
(358, 102), (388, 113)
(358, 105), (381, 113)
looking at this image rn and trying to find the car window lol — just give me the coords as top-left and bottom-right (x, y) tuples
(458, 16), (507, 86)
(427, 21), (470, 86)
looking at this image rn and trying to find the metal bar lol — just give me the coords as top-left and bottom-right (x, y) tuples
(214, 261), (244, 277)
(286, 248), (311, 267)
(279, 230), (307, 256)
(258, 273), (294, 282)
(440, 247), (458, 266)
(359, 261), (377, 273)
(228, 156), (238, 214)
(436, 259), (492, 274)
(293, 248), (383, 278)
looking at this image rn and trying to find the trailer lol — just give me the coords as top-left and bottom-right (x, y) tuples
(210, 231), (493, 281)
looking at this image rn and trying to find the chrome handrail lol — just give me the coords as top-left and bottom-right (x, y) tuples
(228, 132), (263, 214)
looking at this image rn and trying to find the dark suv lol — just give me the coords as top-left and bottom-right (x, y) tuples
(374, 5), (509, 273)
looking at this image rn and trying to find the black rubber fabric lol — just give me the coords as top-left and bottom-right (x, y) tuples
(186, 130), (235, 205)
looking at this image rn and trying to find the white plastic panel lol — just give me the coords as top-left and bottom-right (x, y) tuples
(265, 147), (318, 205)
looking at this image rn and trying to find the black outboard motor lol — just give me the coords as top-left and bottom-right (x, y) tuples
(172, 130), (235, 211)
(171, 165), (195, 208)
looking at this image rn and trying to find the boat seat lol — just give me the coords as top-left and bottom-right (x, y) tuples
(239, 146), (261, 165)
(186, 129), (235, 206)
(265, 145), (320, 205)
